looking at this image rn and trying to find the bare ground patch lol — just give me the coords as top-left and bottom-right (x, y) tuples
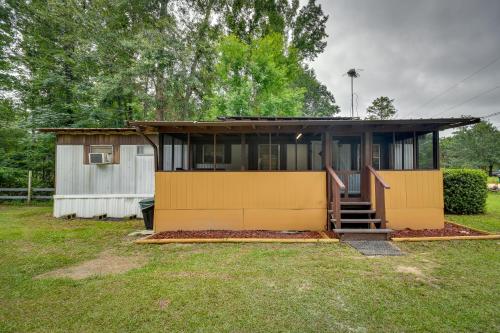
(395, 264), (439, 286)
(35, 251), (146, 280)
(396, 265), (424, 277)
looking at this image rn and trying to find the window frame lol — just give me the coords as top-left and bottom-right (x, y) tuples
(89, 145), (114, 164)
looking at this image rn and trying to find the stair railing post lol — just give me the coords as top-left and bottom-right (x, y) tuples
(367, 165), (390, 229)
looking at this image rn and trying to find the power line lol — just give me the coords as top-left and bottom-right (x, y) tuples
(480, 111), (500, 119)
(401, 55), (500, 118)
(434, 85), (500, 117)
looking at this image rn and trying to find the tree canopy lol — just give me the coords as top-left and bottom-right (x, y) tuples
(0, 0), (339, 187)
(366, 96), (397, 120)
(441, 121), (500, 175)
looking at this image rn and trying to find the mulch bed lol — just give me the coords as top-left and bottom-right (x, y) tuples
(149, 230), (332, 239)
(391, 222), (486, 238)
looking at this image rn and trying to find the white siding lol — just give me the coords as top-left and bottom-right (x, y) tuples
(54, 145), (154, 218)
(53, 195), (150, 218)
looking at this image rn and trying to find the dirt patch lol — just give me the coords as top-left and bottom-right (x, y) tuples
(149, 230), (328, 239)
(35, 252), (146, 280)
(392, 222), (485, 238)
(157, 299), (171, 310)
(396, 265), (424, 277)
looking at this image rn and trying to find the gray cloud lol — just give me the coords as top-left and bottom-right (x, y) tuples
(311, 0), (500, 127)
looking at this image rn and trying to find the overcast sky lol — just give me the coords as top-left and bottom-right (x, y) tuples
(310, 0), (500, 128)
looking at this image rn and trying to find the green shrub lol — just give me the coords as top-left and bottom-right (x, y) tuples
(443, 169), (488, 214)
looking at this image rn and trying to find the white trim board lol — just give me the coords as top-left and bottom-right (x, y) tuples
(53, 194), (152, 199)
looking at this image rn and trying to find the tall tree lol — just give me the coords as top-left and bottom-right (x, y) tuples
(295, 66), (339, 116)
(366, 96), (397, 120)
(441, 121), (499, 175)
(210, 33), (305, 117)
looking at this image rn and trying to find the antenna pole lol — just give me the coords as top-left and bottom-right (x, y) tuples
(351, 76), (354, 118)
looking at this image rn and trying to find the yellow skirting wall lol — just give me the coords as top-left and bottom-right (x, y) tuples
(154, 172), (327, 232)
(375, 170), (445, 230)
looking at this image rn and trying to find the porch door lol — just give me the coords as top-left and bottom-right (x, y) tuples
(331, 135), (362, 199)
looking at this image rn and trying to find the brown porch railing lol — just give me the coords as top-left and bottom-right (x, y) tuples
(367, 165), (390, 228)
(326, 166), (346, 230)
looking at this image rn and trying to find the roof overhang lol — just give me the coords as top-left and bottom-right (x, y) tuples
(38, 128), (153, 135)
(38, 117), (481, 135)
(128, 117), (481, 134)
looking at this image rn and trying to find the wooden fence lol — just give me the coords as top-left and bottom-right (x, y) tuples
(0, 171), (54, 202)
(0, 188), (54, 201)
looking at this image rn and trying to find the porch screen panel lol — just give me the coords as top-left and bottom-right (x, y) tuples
(190, 134), (217, 170)
(394, 132), (414, 170)
(217, 134), (244, 171)
(332, 136), (361, 194)
(417, 132), (434, 169)
(302, 133), (323, 170)
(163, 135), (173, 171)
(373, 133), (393, 170)
(162, 134), (188, 171)
(246, 134), (271, 170)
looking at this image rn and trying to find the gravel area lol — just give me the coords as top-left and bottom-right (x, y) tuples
(346, 240), (404, 256)
(149, 230), (329, 239)
(392, 222), (486, 238)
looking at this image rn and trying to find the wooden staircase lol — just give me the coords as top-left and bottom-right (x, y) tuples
(329, 201), (392, 240)
(326, 165), (392, 241)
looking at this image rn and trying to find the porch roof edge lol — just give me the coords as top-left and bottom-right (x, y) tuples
(128, 117), (481, 131)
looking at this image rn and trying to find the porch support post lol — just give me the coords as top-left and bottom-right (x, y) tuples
(324, 131), (332, 230)
(241, 134), (246, 170)
(187, 133), (191, 170)
(213, 134), (217, 171)
(324, 131), (332, 168)
(433, 130), (440, 169)
(413, 131), (417, 169)
(362, 132), (372, 202)
(158, 133), (164, 171)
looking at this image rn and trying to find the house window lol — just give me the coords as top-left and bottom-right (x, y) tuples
(137, 145), (153, 156)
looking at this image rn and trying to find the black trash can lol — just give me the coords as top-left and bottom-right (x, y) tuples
(139, 198), (154, 230)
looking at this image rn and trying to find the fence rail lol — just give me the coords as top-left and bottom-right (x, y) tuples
(0, 188), (54, 201)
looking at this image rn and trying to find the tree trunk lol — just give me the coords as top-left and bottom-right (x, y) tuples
(489, 164), (493, 176)
(155, 74), (166, 121)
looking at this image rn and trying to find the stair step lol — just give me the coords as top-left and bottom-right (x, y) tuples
(329, 210), (375, 214)
(333, 228), (393, 241)
(334, 228), (392, 233)
(331, 218), (381, 223)
(340, 202), (371, 206)
(340, 209), (376, 214)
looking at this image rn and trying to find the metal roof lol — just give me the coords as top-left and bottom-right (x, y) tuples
(39, 117), (481, 134)
(38, 128), (141, 134)
(217, 116), (357, 121)
(128, 117), (480, 131)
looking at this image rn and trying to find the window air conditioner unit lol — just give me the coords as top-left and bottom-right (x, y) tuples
(89, 153), (112, 164)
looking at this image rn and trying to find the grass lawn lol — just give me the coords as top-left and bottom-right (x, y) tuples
(1, 205), (499, 332)
(446, 192), (500, 233)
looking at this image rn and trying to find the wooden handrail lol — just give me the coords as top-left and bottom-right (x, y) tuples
(366, 165), (390, 229)
(367, 165), (390, 189)
(326, 166), (345, 230)
(326, 166), (346, 190)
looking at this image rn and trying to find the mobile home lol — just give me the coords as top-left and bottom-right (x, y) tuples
(40, 128), (157, 218)
(43, 116), (479, 239)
